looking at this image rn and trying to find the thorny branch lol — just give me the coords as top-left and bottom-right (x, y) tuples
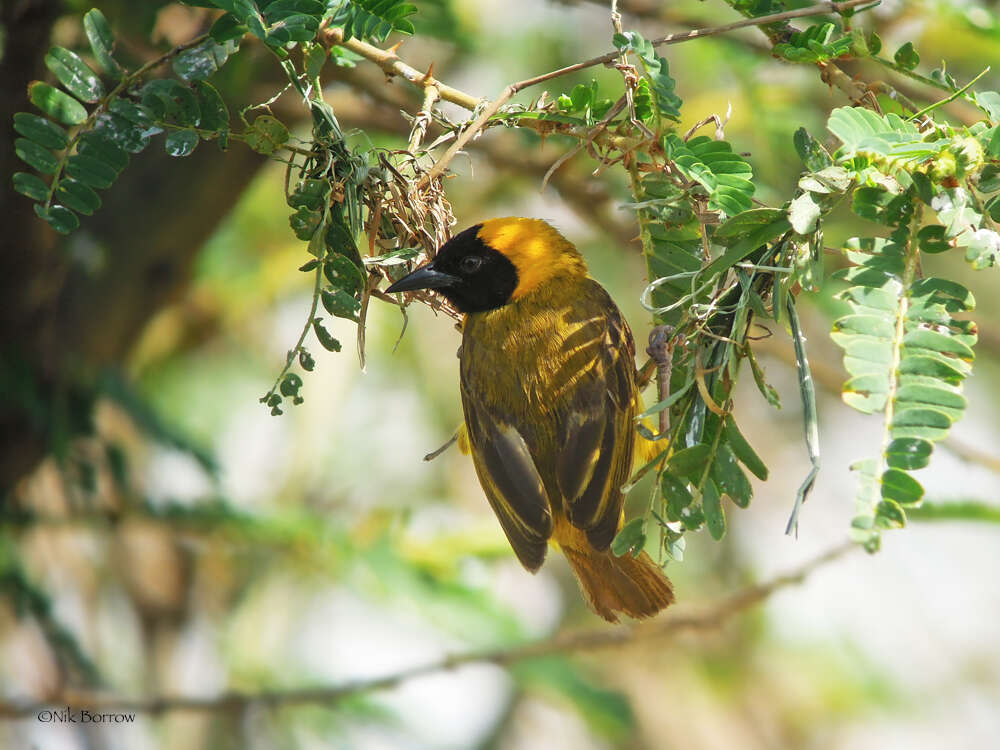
(0, 541), (856, 719)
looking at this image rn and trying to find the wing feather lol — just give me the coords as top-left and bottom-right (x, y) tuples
(461, 383), (553, 571)
(555, 296), (637, 550)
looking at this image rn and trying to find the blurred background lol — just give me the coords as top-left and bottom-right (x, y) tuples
(2, 0), (1000, 748)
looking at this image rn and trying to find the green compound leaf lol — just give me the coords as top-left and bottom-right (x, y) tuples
(279, 372), (304, 404)
(165, 129), (199, 157)
(611, 517), (646, 558)
(663, 133), (754, 215)
(885, 438), (934, 471)
(288, 178), (331, 210)
(173, 39), (234, 81)
(298, 349), (316, 371)
(723, 416), (768, 480)
(833, 182), (976, 546)
(94, 112), (150, 154)
(15, 138), (59, 174)
(710, 444), (752, 508)
(108, 99), (160, 134)
(35, 204), (79, 234)
(324, 254), (365, 296)
(881, 468), (924, 505)
(702, 479), (726, 540)
(332, 0), (417, 43)
(83, 9), (121, 78)
(141, 79), (201, 127)
(289, 207), (323, 240)
(661, 474), (693, 522)
(12, 172), (50, 201)
(666, 444), (710, 483)
(45, 46), (105, 102)
(194, 81), (230, 132)
(77, 131), (129, 170)
(788, 191), (821, 234)
(312, 318), (342, 352)
(917, 224), (950, 254)
(55, 178), (101, 215)
(210, 13), (249, 44)
(794, 127), (834, 171)
(613, 31), (683, 120)
(893, 41), (920, 71)
(28, 82), (87, 126)
(13, 112), (69, 150)
(244, 114), (289, 155)
(321, 287), (361, 322)
(875, 499), (906, 529)
(773, 22), (854, 63)
(65, 153), (119, 189)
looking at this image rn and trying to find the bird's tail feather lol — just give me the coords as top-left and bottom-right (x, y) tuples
(561, 545), (674, 623)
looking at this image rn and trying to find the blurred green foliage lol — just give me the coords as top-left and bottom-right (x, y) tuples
(4, 1), (1000, 748)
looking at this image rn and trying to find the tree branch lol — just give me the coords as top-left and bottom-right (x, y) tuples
(0, 541), (856, 719)
(320, 27), (481, 111)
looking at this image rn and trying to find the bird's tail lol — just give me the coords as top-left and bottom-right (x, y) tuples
(561, 544), (674, 623)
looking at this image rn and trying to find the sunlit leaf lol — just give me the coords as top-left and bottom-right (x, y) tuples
(45, 46), (105, 102)
(83, 9), (120, 78)
(28, 82), (87, 126)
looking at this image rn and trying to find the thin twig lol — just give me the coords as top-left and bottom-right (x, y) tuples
(541, 96), (627, 190)
(908, 66), (991, 121)
(0, 541), (856, 719)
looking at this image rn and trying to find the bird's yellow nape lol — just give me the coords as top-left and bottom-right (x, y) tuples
(476, 218), (587, 300)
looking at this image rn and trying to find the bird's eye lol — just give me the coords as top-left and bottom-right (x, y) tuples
(460, 255), (484, 273)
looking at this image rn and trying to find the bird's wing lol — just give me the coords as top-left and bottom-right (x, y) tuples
(460, 381), (553, 571)
(554, 293), (637, 551)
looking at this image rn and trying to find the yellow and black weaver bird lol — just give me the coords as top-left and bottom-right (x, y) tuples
(386, 217), (674, 622)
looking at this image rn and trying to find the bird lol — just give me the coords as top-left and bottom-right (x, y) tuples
(385, 217), (674, 622)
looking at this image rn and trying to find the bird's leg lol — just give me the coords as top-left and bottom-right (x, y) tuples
(424, 431), (459, 461)
(646, 325), (677, 438)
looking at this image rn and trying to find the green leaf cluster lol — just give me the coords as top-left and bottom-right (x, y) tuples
(12, 9), (235, 234)
(663, 133), (755, 215)
(808, 103), (997, 548)
(330, 0), (418, 42)
(773, 22), (855, 63)
(613, 30), (683, 122)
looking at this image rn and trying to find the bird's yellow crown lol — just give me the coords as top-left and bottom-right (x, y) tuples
(476, 218), (587, 300)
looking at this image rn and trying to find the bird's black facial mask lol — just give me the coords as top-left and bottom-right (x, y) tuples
(385, 224), (519, 313)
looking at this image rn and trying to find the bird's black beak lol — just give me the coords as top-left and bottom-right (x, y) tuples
(385, 262), (460, 294)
